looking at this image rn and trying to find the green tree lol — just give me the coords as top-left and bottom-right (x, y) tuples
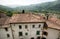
(6, 11), (13, 17)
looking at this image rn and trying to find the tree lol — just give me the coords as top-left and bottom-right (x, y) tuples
(22, 10), (25, 13)
(6, 11), (13, 17)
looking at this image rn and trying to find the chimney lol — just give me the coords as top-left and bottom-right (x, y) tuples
(22, 10), (25, 13)
(46, 15), (49, 20)
(45, 14), (49, 20)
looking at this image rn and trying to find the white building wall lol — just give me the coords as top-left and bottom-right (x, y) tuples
(11, 23), (44, 39)
(0, 25), (13, 39)
(47, 28), (60, 39)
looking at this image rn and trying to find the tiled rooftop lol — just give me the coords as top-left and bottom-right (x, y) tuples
(10, 13), (45, 23)
(0, 13), (60, 30)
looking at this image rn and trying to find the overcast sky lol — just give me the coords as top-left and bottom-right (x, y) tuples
(0, 0), (56, 6)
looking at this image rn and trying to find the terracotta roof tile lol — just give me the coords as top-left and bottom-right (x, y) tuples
(0, 13), (10, 26)
(4, 17), (11, 25)
(0, 13), (8, 18)
(48, 17), (60, 26)
(46, 20), (60, 30)
(0, 13), (60, 30)
(10, 13), (45, 23)
(0, 18), (7, 26)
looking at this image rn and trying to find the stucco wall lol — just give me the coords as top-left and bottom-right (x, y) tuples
(47, 28), (60, 39)
(1, 23), (60, 39)
(0, 25), (13, 39)
(11, 23), (44, 39)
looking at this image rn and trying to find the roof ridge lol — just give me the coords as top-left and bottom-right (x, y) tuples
(47, 20), (60, 26)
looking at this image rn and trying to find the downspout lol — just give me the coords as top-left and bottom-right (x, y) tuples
(10, 23), (14, 39)
(41, 23), (44, 39)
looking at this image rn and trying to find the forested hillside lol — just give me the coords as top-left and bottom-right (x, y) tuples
(0, 5), (13, 17)
(14, 0), (60, 13)
(0, 0), (60, 17)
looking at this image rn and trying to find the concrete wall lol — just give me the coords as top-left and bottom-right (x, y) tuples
(1, 23), (60, 39)
(47, 28), (60, 39)
(11, 23), (44, 39)
(0, 25), (13, 39)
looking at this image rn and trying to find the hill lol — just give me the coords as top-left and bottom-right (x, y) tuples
(0, 5), (13, 17)
(13, 0), (60, 13)
(0, 0), (60, 15)
(0, 5), (13, 12)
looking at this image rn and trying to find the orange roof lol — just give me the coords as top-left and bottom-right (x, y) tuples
(46, 20), (60, 30)
(0, 18), (7, 26)
(0, 13), (10, 26)
(48, 17), (60, 26)
(56, 19), (60, 25)
(0, 13), (8, 18)
(4, 17), (11, 25)
(0, 18), (8, 26)
(10, 13), (45, 23)
(0, 13), (60, 30)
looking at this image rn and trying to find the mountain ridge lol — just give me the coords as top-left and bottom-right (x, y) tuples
(0, 0), (60, 14)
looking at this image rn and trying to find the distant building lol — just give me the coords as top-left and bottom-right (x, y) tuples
(0, 13), (13, 39)
(0, 13), (60, 39)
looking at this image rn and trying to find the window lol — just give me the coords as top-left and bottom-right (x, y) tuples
(37, 36), (40, 39)
(25, 25), (28, 29)
(43, 22), (48, 29)
(36, 31), (40, 35)
(32, 25), (35, 28)
(5, 28), (8, 31)
(19, 32), (23, 36)
(25, 33), (28, 35)
(19, 25), (22, 29)
(39, 25), (41, 28)
(31, 37), (34, 39)
(7, 34), (10, 38)
(41, 37), (46, 39)
(43, 31), (48, 36)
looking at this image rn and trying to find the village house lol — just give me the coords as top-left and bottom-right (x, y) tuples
(0, 12), (60, 39)
(0, 13), (13, 39)
(46, 14), (60, 39)
(9, 13), (48, 39)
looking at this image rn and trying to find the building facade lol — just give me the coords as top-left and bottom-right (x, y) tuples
(0, 13), (60, 39)
(11, 22), (45, 39)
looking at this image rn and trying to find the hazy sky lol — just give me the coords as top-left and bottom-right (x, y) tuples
(0, 0), (56, 6)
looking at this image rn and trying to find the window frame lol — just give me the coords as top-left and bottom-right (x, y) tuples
(32, 25), (35, 28)
(25, 32), (28, 35)
(39, 25), (41, 28)
(36, 31), (40, 35)
(7, 34), (10, 38)
(5, 28), (8, 31)
(25, 25), (28, 29)
(19, 25), (22, 29)
(19, 32), (23, 36)
(43, 31), (48, 36)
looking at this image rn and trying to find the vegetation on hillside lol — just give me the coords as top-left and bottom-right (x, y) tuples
(0, 0), (60, 17)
